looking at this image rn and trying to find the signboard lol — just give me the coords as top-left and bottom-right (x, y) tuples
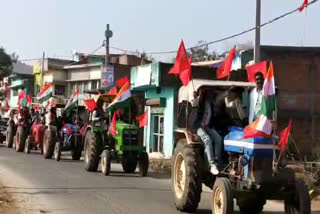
(101, 65), (114, 88)
(135, 64), (152, 87)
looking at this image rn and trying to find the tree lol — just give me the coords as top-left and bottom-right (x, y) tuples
(0, 47), (13, 78)
(188, 40), (217, 62)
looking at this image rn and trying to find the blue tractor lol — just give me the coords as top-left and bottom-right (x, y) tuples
(171, 80), (311, 214)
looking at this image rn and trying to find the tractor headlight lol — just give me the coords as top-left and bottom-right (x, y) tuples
(239, 156), (249, 166)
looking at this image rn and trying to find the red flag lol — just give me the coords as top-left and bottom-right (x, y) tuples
(299, 0), (308, 12)
(64, 123), (73, 135)
(136, 110), (148, 128)
(116, 76), (129, 88)
(107, 86), (118, 96)
(246, 61), (267, 82)
(33, 104), (37, 110)
(217, 46), (236, 79)
(109, 110), (120, 136)
(80, 123), (88, 136)
(168, 40), (191, 86)
(5, 99), (10, 110)
(18, 90), (26, 101)
(27, 94), (32, 104)
(37, 103), (40, 110)
(278, 120), (293, 154)
(84, 99), (97, 111)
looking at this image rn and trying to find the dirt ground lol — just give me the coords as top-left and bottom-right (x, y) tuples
(0, 186), (19, 214)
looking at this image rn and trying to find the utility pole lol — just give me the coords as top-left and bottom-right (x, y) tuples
(105, 24), (113, 66)
(254, 0), (261, 63)
(40, 52), (45, 90)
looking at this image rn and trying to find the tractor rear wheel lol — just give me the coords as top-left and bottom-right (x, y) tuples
(6, 125), (14, 148)
(84, 131), (102, 172)
(24, 138), (31, 154)
(71, 135), (82, 160)
(43, 129), (55, 159)
(101, 150), (111, 176)
(138, 151), (149, 177)
(15, 126), (26, 152)
(54, 142), (61, 161)
(172, 139), (202, 212)
(121, 153), (138, 173)
(284, 180), (311, 214)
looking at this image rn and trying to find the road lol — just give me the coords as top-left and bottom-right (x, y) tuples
(0, 145), (291, 214)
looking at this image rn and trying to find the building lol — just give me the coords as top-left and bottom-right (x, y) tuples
(8, 62), (34, 108)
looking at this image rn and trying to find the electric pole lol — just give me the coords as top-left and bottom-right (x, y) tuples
(40, 52), (45, 90)
(105, 24), (113, 66)
(254, 0), (261, 63)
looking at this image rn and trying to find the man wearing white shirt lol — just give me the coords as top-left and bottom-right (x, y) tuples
(249, 72), (264, 124)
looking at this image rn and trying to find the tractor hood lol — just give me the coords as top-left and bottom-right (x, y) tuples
(116, 121), (137, 131)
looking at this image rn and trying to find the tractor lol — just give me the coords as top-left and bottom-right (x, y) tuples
(82, 91), (149, 176)
(171, 79), (311, 214)
(5, 109), (17, 148)
(24, 122), (45, 154)
(14, 107), (31, 152)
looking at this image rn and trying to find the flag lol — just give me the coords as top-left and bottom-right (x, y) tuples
(18, 90), (26, 101)
(299, 0), (308, 12)
(116, 76), (129, 88)
(33, 104), (37, 110)
(244, 115), (272, 139)
(37, 103), (40, 110)
(246, 61), (267, 82)
(136, 110), (148, 128)
(64, 123), (73, 135)
(260, 61), (276, 118)
(65, 88), (79, 112)
(84, 99), (97, 111)
(278, 120), (293, 154)
(80, 123), (88, 136)
(168, 40), (191, 86)
(217, 46), (236, 79)
(27, 94), (32, 104)
(107, 86), (117, 96)
(108, 80), (131, 110)
(37, 83), (53, 103)
(109, 110), (120, 136)
(5, 99), (10, 110)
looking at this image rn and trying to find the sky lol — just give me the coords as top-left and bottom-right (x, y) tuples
(0, 0), (319, 63)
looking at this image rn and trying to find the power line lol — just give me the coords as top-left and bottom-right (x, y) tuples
(111, 0), (319, 55)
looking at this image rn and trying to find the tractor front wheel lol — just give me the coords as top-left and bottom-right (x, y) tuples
(15, 126), (26, 152)
(237, 198), (265, 214)
(43, 128), (55, 159)
(172, 139), (202, 212)
(138, 151), (149, 177)
(24, 138), (31, 154)
(84, 131), (102, 172)
(54, 142), (61, 162)
(6, 125), (14, 148)
(284, 180), (311, 214)
(101, 150), (111, 176)
(121, 153), (138, 173)
(212, 178), (234, 214)
(71, 135), (82, 160)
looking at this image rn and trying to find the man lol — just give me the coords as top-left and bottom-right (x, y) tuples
(189, 89), (222, 175)
(249, 72), (265, 124)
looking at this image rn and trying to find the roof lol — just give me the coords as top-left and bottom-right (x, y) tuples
(178, 79), (255, 103)
(12, 62), (33, 75)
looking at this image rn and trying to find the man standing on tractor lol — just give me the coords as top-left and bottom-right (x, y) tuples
(189, 89), (222, 175)
(249, 72), (265, 123)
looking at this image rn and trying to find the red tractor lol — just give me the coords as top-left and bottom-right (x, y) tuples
(25, 122), (46, 154)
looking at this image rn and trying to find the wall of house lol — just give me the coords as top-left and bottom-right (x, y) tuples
(67, 65), (102, 81)
(144, 87), (175, 158)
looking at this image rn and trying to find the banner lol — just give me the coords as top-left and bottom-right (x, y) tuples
(101, 65), (114, 89)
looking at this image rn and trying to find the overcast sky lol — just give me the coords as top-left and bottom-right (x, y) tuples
(0, 0), (319, 63)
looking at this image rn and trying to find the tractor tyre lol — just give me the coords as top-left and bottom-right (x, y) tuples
(71, 135), (82, 160)
(238, 198), (265, 214)
(13, 136), (16, 150)
(101, 150), (111, 176)
(84, 131), (102, 172)
(284, 180), (311, 214)
(121, 153), (138, 173)
(15, 126), (26, 152)
(138, 151), (149, 177)
(43, 129), (55, 159)
(54, 142), (61, 162)
(24, 138), (31, 154)
(6, 125), (14, 148)
(212, 177), (234, 214)
(172, 139), (202, 212)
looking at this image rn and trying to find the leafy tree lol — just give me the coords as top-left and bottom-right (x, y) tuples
(188, 40), (217, 62)
(0, 47), (13, 78)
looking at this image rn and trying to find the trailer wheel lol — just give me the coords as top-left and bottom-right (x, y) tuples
(212, 178), (234, 214)
(172, 139), (202, 212)
(6, 125), (14, 148)
(285, 180), (311, 214)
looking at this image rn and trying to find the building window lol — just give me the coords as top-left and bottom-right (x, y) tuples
(55, 85), (65, 96)
(13, 89), (18, 96)
(151, 114), (164, 153)
(91, 80), (100, 90)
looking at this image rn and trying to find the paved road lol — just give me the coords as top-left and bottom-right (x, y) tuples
(0, 145), (288, 214)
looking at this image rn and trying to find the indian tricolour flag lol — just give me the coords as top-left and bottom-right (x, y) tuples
(37, 84), (53, 103)
(65, 88), (79, 113)
(244, 61), (276, 139)
(260, 61), (276, 118)
(108, 80), (131, 110)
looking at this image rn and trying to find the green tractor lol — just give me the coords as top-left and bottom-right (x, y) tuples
(82, 92), (149, 176)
